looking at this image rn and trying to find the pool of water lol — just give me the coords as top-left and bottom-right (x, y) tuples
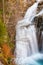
(23, 53), (43, 65)
(24, 59), (43, 65)
(36, 59), (43, 65)
(15, 53), (43, 65)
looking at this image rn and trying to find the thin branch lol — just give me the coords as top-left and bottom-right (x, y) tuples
(2, 0), (5, 23)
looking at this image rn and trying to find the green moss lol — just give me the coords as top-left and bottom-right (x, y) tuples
(0, 19), (14, 51)
(0, 19), (8, 46)
(0, 9), (3, 14)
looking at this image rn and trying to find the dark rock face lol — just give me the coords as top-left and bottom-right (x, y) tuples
(37, 16), (43, 52)
(32, 1), (43, 52)
(37, 1), (43, 13)
(34, 15), (43, 52)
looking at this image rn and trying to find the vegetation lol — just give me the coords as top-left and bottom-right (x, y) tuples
(0, 19), (14, 65)
(0, 20), (7, 45)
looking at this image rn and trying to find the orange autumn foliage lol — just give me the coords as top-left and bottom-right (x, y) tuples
(2, 43), (12, 58)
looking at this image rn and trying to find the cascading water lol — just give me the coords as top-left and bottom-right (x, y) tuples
(42, 32), (43, 52)
(15, 0), (43, 65)
(16, 1), (39, 59)
(24, 2), (38, 19)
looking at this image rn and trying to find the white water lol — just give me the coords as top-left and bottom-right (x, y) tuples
(42, 32), (43, 52)
(15, 1), (43, 65)
(15, 53), (43, 65)
(24, 2), (38, 19)
(36, 0), (43, 2)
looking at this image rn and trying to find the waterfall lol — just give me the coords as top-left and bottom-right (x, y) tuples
(24, 2), (38, 19)
(36, 0), (43, 2)
(15, 1), (43, 65)
(19, 53), (43, 65)
(42, 32), (43, 52)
